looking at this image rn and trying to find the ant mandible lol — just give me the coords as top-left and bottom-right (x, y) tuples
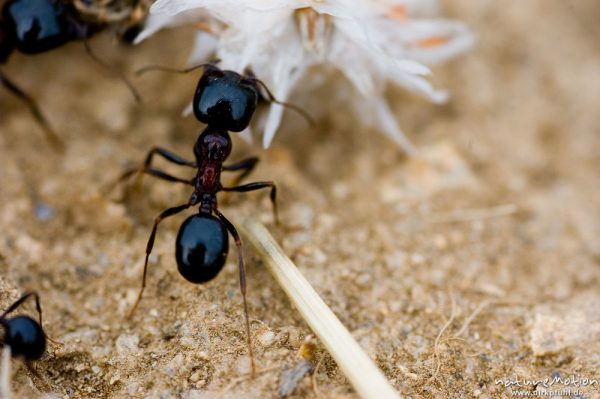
(0, 291), (47, 362)
(120, 63), (311, 376)
(0, 0), (143, 148)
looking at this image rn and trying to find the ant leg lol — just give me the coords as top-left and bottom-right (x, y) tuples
(129, 203), (192, 317)
(214, 209), (256, 378)
(0, 292), (41, 323)
(119, 167), (193, 186)
(142, 168), (194, 185)
(133, 147), (196, 184)
(141, 147), (197, 170)
(222, 182), (279, 225)
(0, 70), (64, 151)
(110, 147), (196, 193)
(222, 157), (259, 187)
(1, 292), (60, 345)
(221, 158), (259, 204)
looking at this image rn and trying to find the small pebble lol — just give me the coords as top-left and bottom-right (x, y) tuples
(180, 336), (196, 348)
(258, 330), (276, 347)
(235, 356), (252, 375)
(278, 360), (313, 398)
(115, 333), (139, 353)
(35, 202), (54, 221)
(356, 273), (372, 287)
(189, 370), (202, 383)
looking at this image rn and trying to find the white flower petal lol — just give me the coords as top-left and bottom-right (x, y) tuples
(189, 31), (218, 64)
(181, 102), (193, 117)
(154, 1), (296, 28)
(371, 19), (474, 65)
(261, 41), (306, 147)
(402, 21), (475, 65)
(263, 104), (285, 148)
(138, 0), (472, 151)
(334, 18), (432, 76)
(326, 35), (376, 95)
(150, 0), (205, 15)
(358, 97), (417, 155)
(135, 8), (205, 43)
(395, 0), (439, 17)
(388, 70), (449, 103)
(313, 1), (378, 19)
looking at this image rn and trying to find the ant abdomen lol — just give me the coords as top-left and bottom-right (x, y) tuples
(193, 69), (258, 132)
(2, 0), (73, 54)
(176, 214), (229, 284)
(1, 315), (46, 361)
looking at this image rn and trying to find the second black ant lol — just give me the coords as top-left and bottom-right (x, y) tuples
(0, 0), (147, 148)
(119, 63), (312, 376)
(0, 291), (57, 395)
(0, 291), (47, 382)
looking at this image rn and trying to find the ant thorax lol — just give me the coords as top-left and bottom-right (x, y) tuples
(194, 127), (232, 163)
(192, 127), (232, 205)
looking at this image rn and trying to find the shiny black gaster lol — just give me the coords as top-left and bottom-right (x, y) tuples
(1, 315), (46, 360)
(0, 292), (48, 362)
(176, 214), (229, 283)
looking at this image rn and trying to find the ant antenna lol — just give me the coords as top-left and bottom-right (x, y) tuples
(135, 61), (219, 77)
(249, 77), (315, 127)
(82, 38), (141, 103)
(0, 69), (64, 151)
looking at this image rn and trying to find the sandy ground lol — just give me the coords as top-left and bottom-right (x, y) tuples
(0, 1), (599, 398)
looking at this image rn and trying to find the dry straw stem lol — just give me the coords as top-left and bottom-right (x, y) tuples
(240, 218), (402, 399)
(0, 347), (11, 399)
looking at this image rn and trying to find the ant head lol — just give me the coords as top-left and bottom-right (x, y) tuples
(193, 66), (258, 132)
(2, 0), (73, 54)
(176, 214), (229, 284)
(1, 315), (46, 360)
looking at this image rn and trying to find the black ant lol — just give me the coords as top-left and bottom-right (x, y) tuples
(0, 291), (47, 362)
(120, 63), (312, 376)
(0, 0), (146, 148)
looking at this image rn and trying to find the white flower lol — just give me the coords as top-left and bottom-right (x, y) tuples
(137, 0), (474, 153)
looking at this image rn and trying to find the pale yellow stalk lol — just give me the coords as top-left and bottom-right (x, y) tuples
(240, 218), (402, 399)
